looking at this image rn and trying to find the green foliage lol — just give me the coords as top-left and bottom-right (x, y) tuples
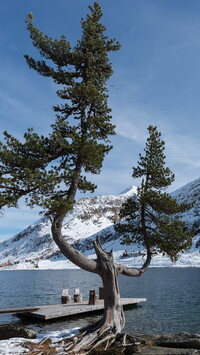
(115, 126), (193, 262)
(0, 2), (120, 215)
(132, 125), (175, 189)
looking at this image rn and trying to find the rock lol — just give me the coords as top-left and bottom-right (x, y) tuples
(89, 333), (200, 354)
(140, 346), (199, 354)
(132, 333), (161, 343)
(117, 333), (200, 355)
(0, 324), (36, 340)
(155, 332), (200, 350)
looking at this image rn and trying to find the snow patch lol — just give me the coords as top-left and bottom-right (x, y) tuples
(0, 328), (80, 355)
(0, 179), (199, 270)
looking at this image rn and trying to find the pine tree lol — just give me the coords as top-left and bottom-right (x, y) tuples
(0, 2), (120, 214)
(116, 125), (193, 262)
(0, 4), (194, 352)
(0, 3), (132, 351)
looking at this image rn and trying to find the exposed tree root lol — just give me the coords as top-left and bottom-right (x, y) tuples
(22, 329), (149, 354)
(23, 332), (200, 354)
(52, 330), (147, 354)
(60, 323), (116, 354)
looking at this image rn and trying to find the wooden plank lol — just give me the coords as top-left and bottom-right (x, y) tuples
(19, 298), (147, 320)
(0, 306), (40, 314)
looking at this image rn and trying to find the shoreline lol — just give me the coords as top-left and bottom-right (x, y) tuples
(0, 328), (199, 355)
(0, 265), (200, 271)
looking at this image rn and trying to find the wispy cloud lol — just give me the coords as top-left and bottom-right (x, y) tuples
(165, 133), (200, 168)
(112, 103), (200, 183)
(0, 61), (56, 137)
(0, 0), (200, 239)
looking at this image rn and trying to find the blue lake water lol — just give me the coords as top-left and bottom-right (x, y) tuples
(0, 268), (199, 335)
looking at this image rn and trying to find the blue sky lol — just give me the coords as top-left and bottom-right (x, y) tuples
(0, 0), (200, 240)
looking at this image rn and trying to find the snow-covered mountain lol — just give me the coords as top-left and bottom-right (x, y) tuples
(0, 180), (199, 270)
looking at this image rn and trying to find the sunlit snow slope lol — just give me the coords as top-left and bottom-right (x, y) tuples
(0, 180), (199, 269)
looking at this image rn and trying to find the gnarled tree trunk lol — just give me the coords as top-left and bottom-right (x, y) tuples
(51, 213), (152, 353)
(94, 238), (125, 334)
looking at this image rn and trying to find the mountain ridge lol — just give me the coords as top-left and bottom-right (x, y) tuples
(0, 178), (199, 269)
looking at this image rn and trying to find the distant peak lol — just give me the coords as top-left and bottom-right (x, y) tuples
(120, 185), (138, 195)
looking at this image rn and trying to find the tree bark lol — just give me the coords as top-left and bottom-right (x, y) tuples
(94, 237), (125, 333)
(52, 217), (125, 332)
(51, 214), (151, 353)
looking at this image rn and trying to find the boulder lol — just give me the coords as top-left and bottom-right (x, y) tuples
(90, 333), (200, 354)
(0, 325), (36, 340)
(155, 332), (200, 350)
(117, 333), (200, 355)
(140, 346), (198, 354)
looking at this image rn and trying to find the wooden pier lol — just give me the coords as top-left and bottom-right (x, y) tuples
(0, 298), (147, 321)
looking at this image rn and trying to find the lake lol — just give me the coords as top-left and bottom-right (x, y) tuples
(0, 268), (199, 335)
